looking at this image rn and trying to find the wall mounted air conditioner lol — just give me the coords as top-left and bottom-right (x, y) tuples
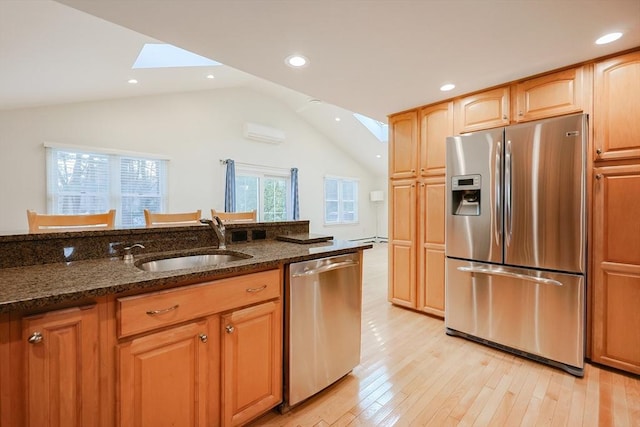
(243, 122), (286, 144)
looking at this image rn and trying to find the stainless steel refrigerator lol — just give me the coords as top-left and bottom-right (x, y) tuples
(445, 113), (587, 376)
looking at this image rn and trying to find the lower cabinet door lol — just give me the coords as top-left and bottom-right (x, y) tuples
(22, 305), (99, 427)
(221, 300), (282, 426)
(118, 317), (219, 427)
(592, 165), (640, 374)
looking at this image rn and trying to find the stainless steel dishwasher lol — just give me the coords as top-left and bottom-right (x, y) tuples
(282, 252), (362, 410)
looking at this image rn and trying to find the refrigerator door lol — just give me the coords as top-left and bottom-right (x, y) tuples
(445, 258), (585, 375)
(446, 129), (503, 264)
(504, 114), (586, 274)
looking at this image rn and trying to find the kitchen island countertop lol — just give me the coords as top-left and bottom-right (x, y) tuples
(0, 239), (372, 314)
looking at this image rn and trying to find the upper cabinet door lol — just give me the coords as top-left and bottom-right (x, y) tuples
(594, 51), (640, 162)
(454, 86), (510, 135)
(389, 111), (418, 179)
(513, 66), (587, 123)
(419, 102), (453, 176)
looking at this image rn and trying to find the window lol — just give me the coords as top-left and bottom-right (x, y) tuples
(324, 176), (359, 224)
(46, 145), (168, 227)
(235, 167), (290, 221)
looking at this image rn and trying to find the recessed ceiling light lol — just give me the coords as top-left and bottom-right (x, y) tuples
(128, 79), (138, 84)
(206, 74), (215, 79)
(440, 83), (455, 91)
(335, 117), (341, 122)
(285, 55), (309, 68)
(376, 154), (382, 158)
(595, 32), (623, 45)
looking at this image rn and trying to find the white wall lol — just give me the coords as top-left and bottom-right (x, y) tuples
(0, 87), (383, 239)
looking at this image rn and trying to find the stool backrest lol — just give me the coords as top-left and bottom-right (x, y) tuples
(144, 209), (202, 227)
(27, 209), (116, 233)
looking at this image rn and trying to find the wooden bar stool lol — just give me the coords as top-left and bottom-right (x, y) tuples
(211, 209), (257, 222)
(27, 209), (116, 233)
(144, 209), (202, 227)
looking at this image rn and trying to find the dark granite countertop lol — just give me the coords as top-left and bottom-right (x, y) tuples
(0, 239), (372, 314)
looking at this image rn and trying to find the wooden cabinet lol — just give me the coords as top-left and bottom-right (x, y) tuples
(388, 179), (417, 308)
(22, 305), (99, 427)
(221, 300), (282, 426)
(389, 111), (419, 178)
(419, 102), (453, 176)
(389, 102), (450, 316)
(590, 50), (640, 375)
(116, 269), (282, 427)
(513, 66), (587, 123)
(594, 51), (640, 161)
(454, 86), (510, 134)
(119, 317), (219, 427)
(592, 164), (640, 374)
(418, 178), (446, 316)
(454, 66), (589, 132)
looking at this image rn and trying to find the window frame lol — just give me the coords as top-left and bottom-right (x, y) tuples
(44, 142), (169, 227)
(323, 175), (359, 226)
(234, 164), (291, 222)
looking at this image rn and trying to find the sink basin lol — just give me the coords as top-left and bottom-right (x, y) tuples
(136, 251), (251, 272)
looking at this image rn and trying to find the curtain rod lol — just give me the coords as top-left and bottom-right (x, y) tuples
(219, 159), (293, 172)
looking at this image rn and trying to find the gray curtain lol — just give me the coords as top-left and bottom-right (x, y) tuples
(224, 159), (235, 212)
(291, 167), (299, 220)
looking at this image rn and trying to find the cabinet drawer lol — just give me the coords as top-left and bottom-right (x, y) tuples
(117, 269), (280, 338)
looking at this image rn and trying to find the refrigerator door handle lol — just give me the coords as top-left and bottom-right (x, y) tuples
(505, 140), (513, 246)
(456, 266), (563, 287)
(494, 140), (502, 246)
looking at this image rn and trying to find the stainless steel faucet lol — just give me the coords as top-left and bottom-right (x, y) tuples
(200, 217), (226, 249)
(123, 243), (145, 262)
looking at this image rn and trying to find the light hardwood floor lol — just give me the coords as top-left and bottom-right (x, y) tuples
(250, 243), (640, 426)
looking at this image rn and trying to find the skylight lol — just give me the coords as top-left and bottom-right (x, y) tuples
(353, 113), (389, 143)
(132, 44), (221, 69)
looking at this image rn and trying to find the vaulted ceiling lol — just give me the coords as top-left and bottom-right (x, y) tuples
(2, 0), (639, 178)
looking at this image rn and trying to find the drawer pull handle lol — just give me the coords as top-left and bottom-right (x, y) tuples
(146, 304), (179, 316)
(246, 285), (267, 293)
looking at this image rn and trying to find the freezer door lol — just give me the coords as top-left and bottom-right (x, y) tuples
(445, 258), (585, 373)
(504, 114), (586, 273)
(446, 129), (503, 263)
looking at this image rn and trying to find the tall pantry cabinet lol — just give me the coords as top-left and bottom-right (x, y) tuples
(591, 50), (640, 375)
(389, 103), (452, 317)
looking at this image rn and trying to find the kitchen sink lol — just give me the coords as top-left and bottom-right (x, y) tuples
(135, 251), (251, 272)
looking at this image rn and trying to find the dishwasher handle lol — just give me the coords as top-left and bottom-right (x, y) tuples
(291, 260), (359, 277)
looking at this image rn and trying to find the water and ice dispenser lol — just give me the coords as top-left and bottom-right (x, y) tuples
(451, 174), (481, 216)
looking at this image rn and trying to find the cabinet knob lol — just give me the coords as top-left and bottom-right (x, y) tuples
(503, 114), (508, 120)
(410, 169), (416, 173)
(199, 333), (208, 343)
(595, 174), (603, 180)
(596, 148), (602, 155)
(28, 331), (43, 344)
(225, 325), (235, 334)
(518, 111), (523, 117)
